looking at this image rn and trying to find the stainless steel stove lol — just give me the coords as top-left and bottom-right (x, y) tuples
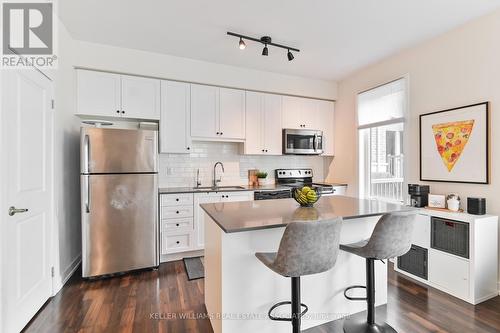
(275, 168), (335, 195)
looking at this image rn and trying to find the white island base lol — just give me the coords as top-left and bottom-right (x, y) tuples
(204, 214), (388, 333)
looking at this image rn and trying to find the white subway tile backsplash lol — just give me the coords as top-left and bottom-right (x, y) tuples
(159, 141), (329, 188)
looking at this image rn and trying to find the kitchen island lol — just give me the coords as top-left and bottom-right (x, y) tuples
(201, 196), (413, 333)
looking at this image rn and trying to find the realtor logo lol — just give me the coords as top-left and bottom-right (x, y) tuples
(3, 2), (53, 55)
(1, 1), (56, 68)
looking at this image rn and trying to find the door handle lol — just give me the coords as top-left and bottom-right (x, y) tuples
(83, 176), (91, 213)
(84, 134), (91, 173)
(313, 133), (318, 151)
(8, 206), (28, 216)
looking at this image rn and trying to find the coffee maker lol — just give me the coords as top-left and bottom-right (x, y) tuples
(408, 184), (430, 207)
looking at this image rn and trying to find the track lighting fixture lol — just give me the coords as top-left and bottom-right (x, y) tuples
(262, 44), (268, 56)
(227, 31), (299, 61)
(239, 37), (246, 50)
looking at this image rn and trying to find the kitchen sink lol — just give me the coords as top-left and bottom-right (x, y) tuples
(193, 186), (245, 191)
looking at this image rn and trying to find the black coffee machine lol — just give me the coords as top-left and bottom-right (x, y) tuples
(408, 184), (430, 207)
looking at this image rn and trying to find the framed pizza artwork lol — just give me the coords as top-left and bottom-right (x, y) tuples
(420, 102), (489, 184)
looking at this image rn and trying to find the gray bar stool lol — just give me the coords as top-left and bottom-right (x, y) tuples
(341, 212), (416, 333)
(255, 218), (343, 333)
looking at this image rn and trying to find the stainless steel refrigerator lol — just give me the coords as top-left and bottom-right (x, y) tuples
(80, 127), (159, 278)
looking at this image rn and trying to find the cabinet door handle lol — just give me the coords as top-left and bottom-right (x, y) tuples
(176, 224), (180, 227)
(116, 110), (120, 114)
(176, 241), (180, 244)
(121, 110), (125, 114)
(216, 132), (220, 135)
(187, 147), (190, 150)
(176, 198), (179, 201)
(176, 211), (179, 214)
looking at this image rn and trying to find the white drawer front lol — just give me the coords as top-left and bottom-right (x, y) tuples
(162, 218), (193, 232)
(161, 205), (193, 219)
(429, 249), (470, 300)
(161, 193), (193, 206)
(162, 232), (193, 254)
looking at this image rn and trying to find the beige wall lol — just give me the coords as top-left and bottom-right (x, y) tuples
(329, 9), (500, 216)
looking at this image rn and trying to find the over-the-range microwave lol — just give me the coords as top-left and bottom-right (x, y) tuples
(282, 128), (323, 155)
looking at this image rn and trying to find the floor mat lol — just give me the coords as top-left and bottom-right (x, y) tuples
(183, 256), (204, 280)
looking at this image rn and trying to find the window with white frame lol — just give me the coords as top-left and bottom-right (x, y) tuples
(358, 78), (407, 202)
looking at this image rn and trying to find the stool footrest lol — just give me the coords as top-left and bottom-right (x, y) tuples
(268, 301), (309, 322)
(344, 285), (367, 301)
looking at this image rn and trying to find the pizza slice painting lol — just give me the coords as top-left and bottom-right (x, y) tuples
(432, 120), (474, 172)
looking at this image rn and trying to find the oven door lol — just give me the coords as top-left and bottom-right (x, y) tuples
(283, 129), (323, 155)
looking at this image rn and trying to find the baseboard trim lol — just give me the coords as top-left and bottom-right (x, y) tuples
(161, 250), (204, 263)
(52, 255), (81, 295)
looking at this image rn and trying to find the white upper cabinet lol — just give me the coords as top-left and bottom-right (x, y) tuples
(316, 100), (335, 156)
(191, 84), (245, 141)
(159, 80), (191, 154)
(121, 75), (160, 120)
(263, 94), (283, 155)
(219, 88), (245, 140)
(190, 84), (219, 138)
(282, 96), (318, 129)
(244, 92), (282, 155)
(77, 70), (121, 117)
(76, 69), (160, 120)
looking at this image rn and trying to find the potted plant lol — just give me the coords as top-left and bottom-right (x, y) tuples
(256, 171), (268, 186)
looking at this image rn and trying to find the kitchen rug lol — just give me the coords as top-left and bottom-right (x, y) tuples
(183, 256), (204, 280)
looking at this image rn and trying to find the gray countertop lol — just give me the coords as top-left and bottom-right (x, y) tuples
(158, 183), (348, 194)
(158, 184), (288, 194)
(200, 196), (415, 233)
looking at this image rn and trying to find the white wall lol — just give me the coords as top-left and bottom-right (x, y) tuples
(72, 40), (337, 100)
(50, 21), (82, 292)
(329, 9), (500, 283)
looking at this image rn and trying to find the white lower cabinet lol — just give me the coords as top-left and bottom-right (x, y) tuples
(160, 191), (254, 259)
(160, 193), (195, 255)
(411, 214), (430, 248)
(194, 191), (254, 250)
(429, 250), (470, 300)
(394, 210), (498, 304)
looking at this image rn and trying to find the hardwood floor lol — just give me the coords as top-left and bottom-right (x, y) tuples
(24, 261), (500, 333)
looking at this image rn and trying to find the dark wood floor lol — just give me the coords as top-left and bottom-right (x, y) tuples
(24, 261), (500, 333)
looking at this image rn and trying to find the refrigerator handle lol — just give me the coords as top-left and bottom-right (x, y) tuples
(84, 176), (91, 213)
(83, 134), (90, 173)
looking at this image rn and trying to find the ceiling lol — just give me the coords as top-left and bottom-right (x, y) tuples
(59, 0), (500, 81)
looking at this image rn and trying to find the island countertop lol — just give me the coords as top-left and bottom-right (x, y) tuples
(200, 195), (414, 233)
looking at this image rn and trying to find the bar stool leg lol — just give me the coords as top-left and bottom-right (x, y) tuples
(366, 258), (375, 326)
(291, 276), (301, 333)
(343, 258), (397, 333)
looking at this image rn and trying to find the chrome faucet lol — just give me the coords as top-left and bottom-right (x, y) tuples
(212, 162), (224, 189)
(195, 168), (202, 188)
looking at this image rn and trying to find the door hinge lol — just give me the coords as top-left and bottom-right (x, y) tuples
(51, 99), (55, 109)
(51, 266), (55, 277)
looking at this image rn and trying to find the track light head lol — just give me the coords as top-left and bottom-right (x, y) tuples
(287, 49), (294, 61)
(239, 38), (246, 50)
(262, 44), (268, 56)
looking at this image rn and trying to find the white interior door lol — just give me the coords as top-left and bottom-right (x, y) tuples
(1, 69), (54, 333)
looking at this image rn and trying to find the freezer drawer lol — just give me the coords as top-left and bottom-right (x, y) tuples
(81, 127), (158, 174)
(81, 174), (158, 277)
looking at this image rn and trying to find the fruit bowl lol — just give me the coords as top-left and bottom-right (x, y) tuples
(292, 186), (321, 207)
